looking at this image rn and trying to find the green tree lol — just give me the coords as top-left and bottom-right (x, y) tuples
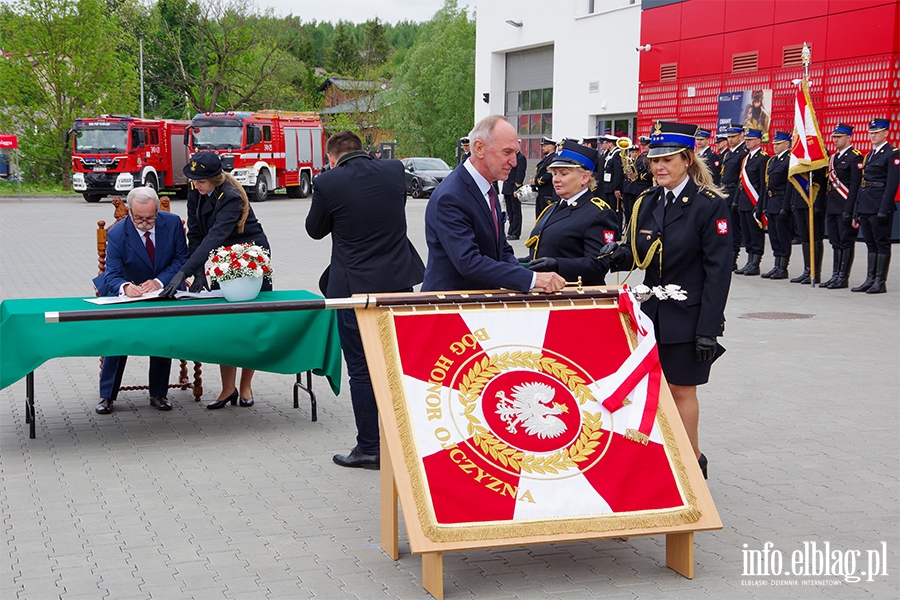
(360, 17), (390, 67)
(326, 21), (360, 75)
(147, 0), (305, 113)
(385, 0), (474, 162)
(0, 0), (137, 185)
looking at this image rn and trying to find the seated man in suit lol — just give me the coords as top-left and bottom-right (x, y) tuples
(423, 115), (566, 293)
(93, 187), (190, 414)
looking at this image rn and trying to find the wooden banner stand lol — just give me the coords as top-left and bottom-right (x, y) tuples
(356, 292), (722, 599)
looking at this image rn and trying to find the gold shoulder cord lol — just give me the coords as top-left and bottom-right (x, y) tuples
(628, 192), (662, 273)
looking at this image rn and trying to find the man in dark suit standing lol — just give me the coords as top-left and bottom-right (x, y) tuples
(306, 130), (425, 469)
(502, 146), (527, 239)
(422, 115), (565, 293)
(94, 187), (190, 414)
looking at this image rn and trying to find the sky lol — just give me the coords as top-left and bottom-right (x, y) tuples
(256, 0), (475, 24)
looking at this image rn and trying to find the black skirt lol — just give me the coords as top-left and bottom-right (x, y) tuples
(657, 341), (725, 386)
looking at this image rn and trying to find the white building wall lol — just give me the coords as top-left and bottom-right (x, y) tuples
(474, 0), (641, 141)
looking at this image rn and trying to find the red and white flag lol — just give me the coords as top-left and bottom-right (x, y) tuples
(385, 289), (699, 538)
(788, 78), (829, 206)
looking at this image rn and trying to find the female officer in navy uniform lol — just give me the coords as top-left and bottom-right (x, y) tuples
(160, 152), (272, 409)
(526, 139), (620, 285)
(599, 121), (733, 479)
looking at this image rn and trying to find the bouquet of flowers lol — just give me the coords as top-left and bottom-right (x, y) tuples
(205, 242), (273, 284)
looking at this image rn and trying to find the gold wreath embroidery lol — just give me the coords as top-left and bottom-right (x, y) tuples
(457, 351), (603, 474)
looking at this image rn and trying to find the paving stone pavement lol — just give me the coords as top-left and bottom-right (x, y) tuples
(1, 193), (898, 600)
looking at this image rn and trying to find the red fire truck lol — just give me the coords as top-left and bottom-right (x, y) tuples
(69, 116), (191, 203)
(186, 110), (326, 201)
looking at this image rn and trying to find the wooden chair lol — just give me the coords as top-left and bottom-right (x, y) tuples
(95, 196), (203, 401)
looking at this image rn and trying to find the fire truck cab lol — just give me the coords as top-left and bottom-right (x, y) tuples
(69, 116), (191, 203)
(186, 110), (325, 201)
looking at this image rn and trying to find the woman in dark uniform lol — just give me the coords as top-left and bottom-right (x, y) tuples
(600, 122), (733, 479)
(527, 139), (619, 285)
(160, 152), (272, 410)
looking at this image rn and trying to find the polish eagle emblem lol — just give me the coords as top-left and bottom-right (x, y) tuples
(495, 382), (569, 439)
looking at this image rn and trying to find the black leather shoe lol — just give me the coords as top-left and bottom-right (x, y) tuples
(149, 396), (173, 411)
(239, 396), (254, 407)
(333, 447), (380, 470)
(698, 453), (708, 480)
(96, 398), (113, 414)
(207, 389), (238, 410)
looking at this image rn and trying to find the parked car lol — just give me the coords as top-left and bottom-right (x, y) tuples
(401, 157), (452, 198)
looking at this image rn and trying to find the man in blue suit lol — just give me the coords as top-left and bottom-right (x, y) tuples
(94, 188), (190, 414)
(423, 115), (565, 293)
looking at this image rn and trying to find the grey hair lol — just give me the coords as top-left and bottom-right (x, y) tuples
(126, 186), (160, 209)
(468, 115), (510, 147)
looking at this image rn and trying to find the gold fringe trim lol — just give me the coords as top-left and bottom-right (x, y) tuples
(624, 429), (649, 445)
(377, 306), (701, 545)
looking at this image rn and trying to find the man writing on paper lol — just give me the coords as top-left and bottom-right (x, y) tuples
(93, 187), (190, 414)
(422, 115), (566, 293)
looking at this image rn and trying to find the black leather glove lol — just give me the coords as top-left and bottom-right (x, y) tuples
(779, 209), (790, 222)
(695, 335), (717, 362)
(528, 257), (558, 272)
(842, 211), (852, 225)
(159, 271), (187, 298)
(189, 273), (207, 293)
(877, 213), (889, 227)
(597, 242), (626, 269)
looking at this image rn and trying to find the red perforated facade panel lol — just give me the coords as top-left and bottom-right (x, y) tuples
(638, 0), (900, 170)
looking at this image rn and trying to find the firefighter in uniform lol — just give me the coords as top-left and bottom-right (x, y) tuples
(457, 137), (471, 165)
(789, 163), (827, 285)
(582, 136), (605, 196)
(623, 135), (653, 226)
(852, 118), (900, 294)
(598, 121), (733, 480)
(695, 128), (721, 187)
(603, 135), (625, 216)
(822, 123), (862, 289)
(525, 140), (620, 285)
(531, 137), (558, 219)
(761, 131), (793, 279)
(735, 128), (768, 275)
(720, 123), (747, 270)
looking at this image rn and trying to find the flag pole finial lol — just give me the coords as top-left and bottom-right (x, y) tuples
(801, 43), (811, 80)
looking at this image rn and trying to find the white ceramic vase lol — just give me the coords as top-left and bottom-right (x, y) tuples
(219, 275), (263, 302)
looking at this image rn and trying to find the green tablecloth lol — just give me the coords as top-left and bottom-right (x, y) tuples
(0, 290), (342, 395)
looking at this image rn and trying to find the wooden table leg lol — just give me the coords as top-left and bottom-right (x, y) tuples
(422, 552), (444, 600)
(380, 424), (399, 560)
(666, 531), (694, 579)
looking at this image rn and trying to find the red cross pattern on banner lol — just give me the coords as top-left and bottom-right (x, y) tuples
(380, 289), (700, 543)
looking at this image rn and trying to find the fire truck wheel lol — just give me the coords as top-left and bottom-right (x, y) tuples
(143, 173), (158, 194)
(175, 186), (188, 199)
(299, 173), (311, 198)
(83, 193), (102, 203)
(286, 185), (301, 198)
(251, 170), (269, 202)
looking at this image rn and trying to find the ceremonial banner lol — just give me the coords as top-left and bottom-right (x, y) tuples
(788, 79), (828, 207)
(374, 290), (701, 543)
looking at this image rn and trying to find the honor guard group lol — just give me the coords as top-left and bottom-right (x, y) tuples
(522, 117), (898, 294)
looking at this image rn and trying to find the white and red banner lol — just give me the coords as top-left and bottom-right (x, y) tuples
(382, 290), (699, 540)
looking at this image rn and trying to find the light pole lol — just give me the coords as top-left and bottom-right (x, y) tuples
(139, 32), (145, 118)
